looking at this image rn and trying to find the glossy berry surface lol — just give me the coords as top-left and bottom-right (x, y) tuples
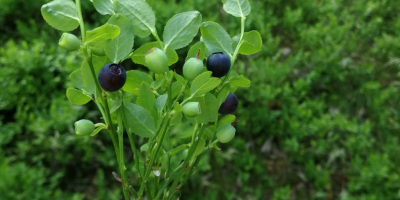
(98, 63), (126, 92)
(206, 52), (231, 78)
(75, 119), (95, 136)
(145, 47), (168, 74)
(218, 93), (238, 114)
(216, 124), (236, 143)
(183, 58), (204, 80)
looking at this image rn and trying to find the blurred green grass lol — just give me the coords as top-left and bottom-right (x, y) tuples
(1, 0), (400, 199)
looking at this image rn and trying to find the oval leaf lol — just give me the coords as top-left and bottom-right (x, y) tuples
(80, 60), (96, 95)
(239, 30), (262, 55)
(66, 88), (91, 105)
(196, 93), (218, 124)
(136, 82), (157, 121)
(93, 0), (114, 15)
(200, 22), (232, 56)
(122, 70), (153, 95)
(190, 71), (221, 97)
(105, 14), (134, 63)
(86, 24), (120, 46)
(123, 102), (156, 137)
(115, 0), (155, 38)
(41, 0), (79, 31)
(186, 41), (206, 61)
(163, 11), (202, 50)
(131, 42), (178, 66)
(222, 0), (251, 18)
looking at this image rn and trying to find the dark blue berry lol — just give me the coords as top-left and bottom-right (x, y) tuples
(206, 52), (231, 78)
(219, 93), (238, 114)
(98, 63), (126, 92)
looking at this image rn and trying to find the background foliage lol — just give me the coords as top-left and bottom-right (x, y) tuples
(1, 0), (400, 199)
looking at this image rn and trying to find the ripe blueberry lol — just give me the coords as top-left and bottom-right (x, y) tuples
(58, 33), (80, 51)
(206, 52), (231, 78)
(182, 102), (201, 117)
(145, 47), (169, 74)
(75, 119), (95, 136)
(183, 57), (204, 80)
(216, 124), (236, 143)
(98, 63), (126, 92)
(218, 93), (238, 114)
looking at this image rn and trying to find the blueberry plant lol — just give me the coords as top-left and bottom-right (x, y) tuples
(41, 0), (261, 199)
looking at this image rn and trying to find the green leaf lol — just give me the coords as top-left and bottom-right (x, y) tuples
(86, 24), (120, 46)
(109, 93), (122, 113)
(92, 55), (110, 75)
(115, 0), (155, 38)
(239, 30), (262, 55)
(196, 93), (218, 123)
(136, 82), (157, 120)
(229, 75), (251, 88)
(155, 94), (168, 113)
(217, 114), (236, 128)
(66, 88), (91, 105)
(140, 143), (149, 152)
(131, 42), (178, 66)
(190, 71), (221, 97)
(168, 144), (188, 156)
(93, 0), (114, 15)
(41, 0), (79, 31)
(222, 0), (251, 18)
(171, 82), (182, 99)
(163, 11), (202, 50)
(174, 72), (186, 86)
(200, 22), (232, 56)
(122, 70), (153, 95)
(105, 14), (134, 63)
(217, 84), (231, 105)
(80, 60), (96, 95)
(123, 102), (156, 137)
(186, 41), (206, 61)
(69, 69), (85, 89)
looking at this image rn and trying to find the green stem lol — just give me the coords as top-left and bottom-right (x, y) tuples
(152, 29), (164, 50)
(220, 16), (246, 87)
(167, 124), (206, 199)
(117, 109), (130, 200)
(75, 0), (86, 42)
(138, 115), (171, 199)
(123, 107), (144, 182)
(154, 163), (184, 200)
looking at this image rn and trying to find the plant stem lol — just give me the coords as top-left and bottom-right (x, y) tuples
(167, 124), (206, 199)
(220, 16), (246, 87)
(75, 0), (86, 42)
(151, 29), (164, 50)
(123, 107), (144, 182)
(138, 115), (171, 199)
(117, 108), (131, 200)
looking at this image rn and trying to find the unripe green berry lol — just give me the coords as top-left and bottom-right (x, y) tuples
(58, 33), (80, 51)
(74, 119), (95, 136)
(182, 102), (201, 117)
(216, 124), (236, 143)
(183, 58), (204, 80)
(145, 47), (169, 74)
